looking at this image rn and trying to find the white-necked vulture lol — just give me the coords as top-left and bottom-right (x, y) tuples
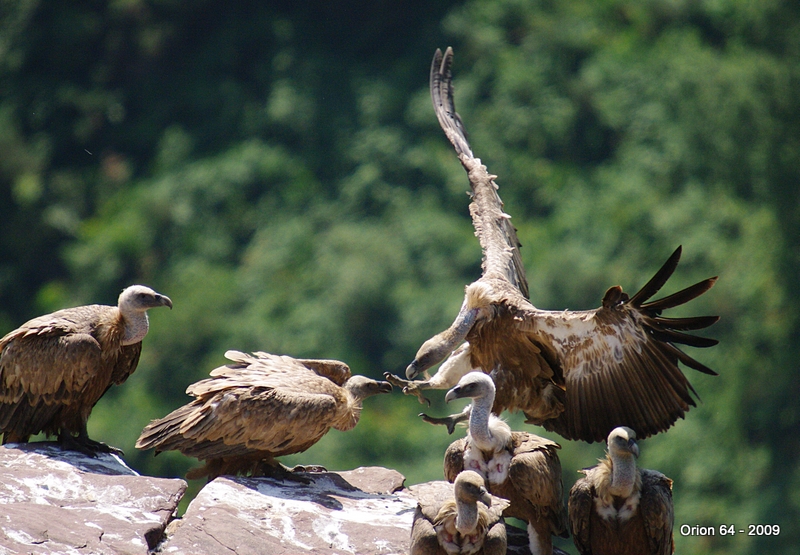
(386, 47), (719, 443)
(568, 426), (674, 555)
(136, 350), (392, 480)
(443, 372), (568, 555)
(0, 285), (172, 454)
(411, 470), (510, 555)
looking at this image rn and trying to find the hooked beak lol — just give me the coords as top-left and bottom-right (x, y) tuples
(377, 381), (393, 394)
(405, 360), (420, 380)
(479, 489), (492, 507)
(156, 294), (173, 310)
(630, 440), (640, 459)
(444, 385), (464, 404)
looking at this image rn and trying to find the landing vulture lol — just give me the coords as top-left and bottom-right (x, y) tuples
(0, 285), (173, 454)
(568, 427), (674, 555)
(443, 373), (568, 555)
(387, 47), (719, 443)
(136, 350), (392, 480)
(411, 470), (509, 555)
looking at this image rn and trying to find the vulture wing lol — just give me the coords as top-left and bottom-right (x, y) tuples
(431, 47), (529, 298)
(443, 436), (468, 483)
(521, 246), (718, 442)
(0, 306), (110, 407)
(137, 356), (348, 460)
(567, 473), (595, 555)
(640, 470), (675, 555)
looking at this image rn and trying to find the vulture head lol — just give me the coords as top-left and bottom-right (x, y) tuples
(344, 375), (393, 400)
(117, 285), (173, 346)
(454, 469), (493, 509)
(406, 282), (494, 380)
(444, 371), (494, 405)
(607, 426), (639, 460)
(119, 285), (173, 313)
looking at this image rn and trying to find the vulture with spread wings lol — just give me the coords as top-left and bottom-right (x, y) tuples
(386, 47), (718, 443)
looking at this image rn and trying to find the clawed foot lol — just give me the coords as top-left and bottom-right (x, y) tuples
(290, 464), (327, 473)
(383, 373), (432, 406)
(59, 432), (124, 458)
(419, 413), (461, 435)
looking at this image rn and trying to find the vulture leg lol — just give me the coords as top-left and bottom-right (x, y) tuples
(383, 372), (433, 406)
(289, 464), (328, 473)
(66, 425), (124, 457)
(419, 404), (472, 435)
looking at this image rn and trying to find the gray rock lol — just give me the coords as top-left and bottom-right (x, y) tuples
(0, 443), (186, 554)
(161, 466), (415, 555)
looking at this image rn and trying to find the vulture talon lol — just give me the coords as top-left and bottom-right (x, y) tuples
(419, 412), (461, 435)
(384, 372), (432, 406)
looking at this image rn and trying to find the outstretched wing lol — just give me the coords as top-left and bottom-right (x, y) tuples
(431, 47), (529, 299)
(525, 246), (718, 442)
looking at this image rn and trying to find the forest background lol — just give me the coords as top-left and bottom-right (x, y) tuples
(1, 1), (798, 554)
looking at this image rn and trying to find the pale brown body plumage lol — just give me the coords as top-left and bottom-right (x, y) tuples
(411, 472), (509, 555)
(136, 350), (391, 479)
(569, 427), (674, 555)
(392, 47), (719, 443)
(0, 285), (172, 452)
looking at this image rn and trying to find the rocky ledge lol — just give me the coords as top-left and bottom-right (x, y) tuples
(0, 443), (552, 555)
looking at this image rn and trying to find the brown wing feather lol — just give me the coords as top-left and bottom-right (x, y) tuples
(137, 356), (350, 462)
(568, 474), (595, 555)
(521, 248), (717, 442)
(640, 470), (675, 555)
(443, 436), (468, 482)
(507, 433), (569, 537)
(431, 47), (529, 299)
(410, 505), (445, 555)
(0, 305), (125, 438)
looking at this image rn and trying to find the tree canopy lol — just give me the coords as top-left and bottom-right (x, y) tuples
(1, 1), (798, 553)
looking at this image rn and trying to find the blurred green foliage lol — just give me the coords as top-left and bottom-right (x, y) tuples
(1, 1), (799, 553)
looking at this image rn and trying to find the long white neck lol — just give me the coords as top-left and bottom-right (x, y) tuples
(454, 498), (479, 535)
(120, 310), (150, 346)
(468, 384), (497, 452)
(608, 452), (637, 498)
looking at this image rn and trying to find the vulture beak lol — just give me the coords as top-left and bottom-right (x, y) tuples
(630, 440), (640, 459)
(444, 385), (464, 404)
(377, 381), (393, 394)
(156, 294), (173, 310)
(405, 359), (421, 380)
(479, 488), (492, 508)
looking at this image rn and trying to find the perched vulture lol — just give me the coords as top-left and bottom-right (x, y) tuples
(0, 285), (172, 454)
(386, 47), (719, 443)
(568, 427), (674, 555)
(411, 470), (509, 555)
(443, 372), (568, 555)
(136, 350), (392, 480)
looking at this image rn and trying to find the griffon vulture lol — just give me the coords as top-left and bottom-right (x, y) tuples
(386, 47), (719, 443)
(443, 372), (568, 555)
(568, 427), (674, 555)
(136, 350), (392, 480)
(411, 470), (509, 555)
(0, 285), (172, 454)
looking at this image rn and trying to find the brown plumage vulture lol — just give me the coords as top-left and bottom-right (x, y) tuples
(568, 427), (674, 555)
(386, 47), (719, 443)
(136, 350), (392, 480)
(411, 470), (510, 555)
(0, 285), (172, 454)
(443, 372), (568, 555)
